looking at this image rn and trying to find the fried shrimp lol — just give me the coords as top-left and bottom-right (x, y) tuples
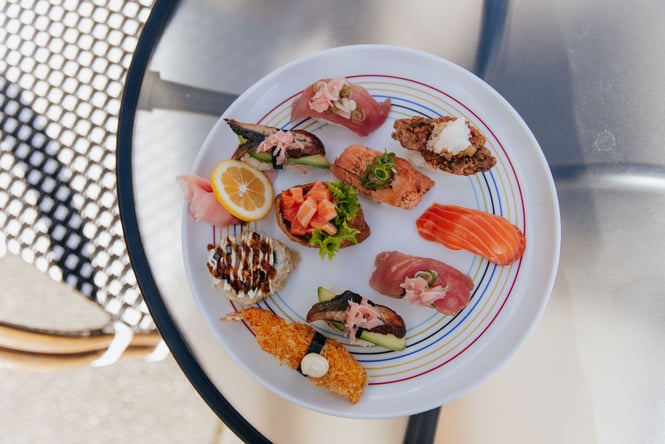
(221, 307), (368, 404)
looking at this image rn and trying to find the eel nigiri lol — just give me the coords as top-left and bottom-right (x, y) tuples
(220, 307), (368, 404)
(291, 77), (391, 137)
(370, 251), (474, 316)
(225, 119), (330, 170)
(416, 204), (526, 266)
(307, 289), (407, 348)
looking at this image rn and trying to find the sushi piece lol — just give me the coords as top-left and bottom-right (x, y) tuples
(221, 307), (368, 404)
(177, 175), (240, 227)
(291, 77), (391, 137)
(369, 251), (474, 316)
(226, 119), (330, 170)
(307, 288), (407, 350)
(416, 204), (526, 265)
(392, 115), (496, 175)
(330, 144), (435, 210)
(207, 231), (299, 304)
(275, 181), (370, 260)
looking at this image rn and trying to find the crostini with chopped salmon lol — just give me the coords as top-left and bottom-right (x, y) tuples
(275, 180), (370, 260)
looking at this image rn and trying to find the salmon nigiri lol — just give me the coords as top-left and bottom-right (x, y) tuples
(416, 204), (526, 266)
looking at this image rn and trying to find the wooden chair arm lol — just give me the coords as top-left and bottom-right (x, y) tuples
(0, 321), (162, 355)
(0, 346), (159, 371)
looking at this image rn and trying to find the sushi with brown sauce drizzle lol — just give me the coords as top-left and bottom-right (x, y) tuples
(206, 231), (299, 304)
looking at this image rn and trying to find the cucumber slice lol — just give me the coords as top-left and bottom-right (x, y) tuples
(353, 330), (407, 352)
(317, 286), (337, 302)
(287, 154), (330, 169)
(248, 151), (272, 163)
(248, 151), (330, 169)
(315, 287), (407, 351)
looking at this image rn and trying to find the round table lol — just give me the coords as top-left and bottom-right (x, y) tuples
(117, 0), (665, 442)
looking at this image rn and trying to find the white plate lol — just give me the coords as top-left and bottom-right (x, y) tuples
(182, 44), (560, 418)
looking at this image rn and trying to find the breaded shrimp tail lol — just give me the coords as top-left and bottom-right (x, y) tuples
(221, 307), (368, 404)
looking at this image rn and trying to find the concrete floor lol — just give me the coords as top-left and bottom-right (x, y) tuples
(0, 253), (242, 444)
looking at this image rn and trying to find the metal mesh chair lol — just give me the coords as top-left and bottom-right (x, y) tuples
(0, 0), (163, 368)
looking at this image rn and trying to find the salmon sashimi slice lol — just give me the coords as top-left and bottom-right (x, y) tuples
(291, 77), (391, 137)
(295, 197), (318, 227)
(370, 251), (474, 316)
(416, 204), (526, 266)
(331, 144), (435, 209)
(220, 307), (367, 404)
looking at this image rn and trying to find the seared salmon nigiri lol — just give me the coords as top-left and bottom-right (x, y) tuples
(331, 144), (434, 210)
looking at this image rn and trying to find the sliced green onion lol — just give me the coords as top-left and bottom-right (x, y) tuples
(360, 150), (396, 190)
(414, 270), (438, 287)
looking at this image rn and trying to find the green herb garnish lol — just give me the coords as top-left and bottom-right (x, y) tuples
(360, 150), (396, 190)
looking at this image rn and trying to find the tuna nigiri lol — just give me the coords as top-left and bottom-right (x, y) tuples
(291, 77), (391, 137)
(177, 175), (240, 227)
(370, 251), (474, 316)
(416, 204), (526, 266)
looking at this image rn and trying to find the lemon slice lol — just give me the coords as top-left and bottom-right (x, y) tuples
(210, 159), (274, 221)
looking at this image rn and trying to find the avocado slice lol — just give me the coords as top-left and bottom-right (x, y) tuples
(316, 287), (407, 351)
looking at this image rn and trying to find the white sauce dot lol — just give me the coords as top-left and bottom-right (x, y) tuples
(300, 353), (329, 378)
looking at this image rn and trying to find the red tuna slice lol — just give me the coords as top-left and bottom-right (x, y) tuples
(291, 78), (391, 137)
(369, 250), (474, 316)
(416, 204), (526, 266)
(177, 175), (240, 227)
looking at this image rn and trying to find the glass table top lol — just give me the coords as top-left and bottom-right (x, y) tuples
(117, 0), (665, 442)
